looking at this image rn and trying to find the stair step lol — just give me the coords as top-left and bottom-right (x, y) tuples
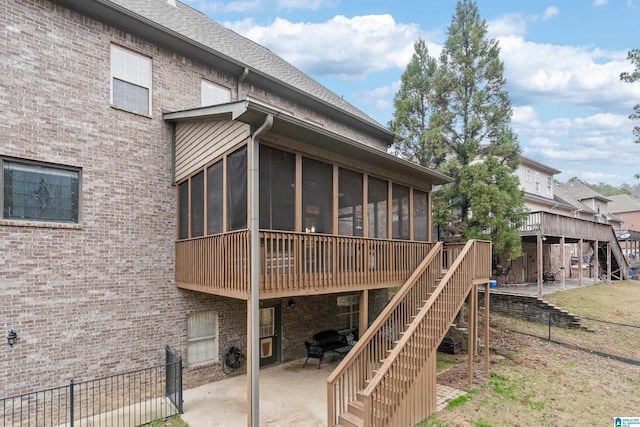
(348, 399), (365, 417)
(339, 410), (364, 427)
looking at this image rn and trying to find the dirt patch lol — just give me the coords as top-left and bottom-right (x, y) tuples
(430, 326), (640, 426)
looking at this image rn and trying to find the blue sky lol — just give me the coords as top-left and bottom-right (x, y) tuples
(184, 0), (640, 186)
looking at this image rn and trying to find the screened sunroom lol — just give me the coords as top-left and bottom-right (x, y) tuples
(165, 100), (451, 300)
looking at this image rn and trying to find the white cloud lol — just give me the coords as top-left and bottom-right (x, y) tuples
(488, 14), (527, 38)
(516, 110), (636, 184)
(543, 6), (559, 20)
(497, 35), (640, 114)
(354, 81), (401, 113)
(226, 15), (425, 79)
(276, 0), (337, 11)
(593, 0), (608, 6)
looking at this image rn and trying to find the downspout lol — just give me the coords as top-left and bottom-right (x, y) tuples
(248, 113), (273, 427)
(238, 67), (249, 100)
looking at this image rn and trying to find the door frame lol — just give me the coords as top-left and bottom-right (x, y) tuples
(258, 302), (281, 367)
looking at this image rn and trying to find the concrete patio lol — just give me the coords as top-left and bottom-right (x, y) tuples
(181, 357), (466, 426)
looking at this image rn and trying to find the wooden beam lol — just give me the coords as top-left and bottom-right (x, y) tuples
(295, 154), (302, 232)
(537, 235), (543, 299)
(359, 289), (369, 339)
(579, 239), (584, 287)
(484, 283), (490, 375)
(591, 240), (600, 284)
(560, 236), (566, 291)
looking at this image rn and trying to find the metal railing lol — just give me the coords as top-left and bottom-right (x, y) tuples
(498, 311), (640, 365)
(0, 355), (183, 427)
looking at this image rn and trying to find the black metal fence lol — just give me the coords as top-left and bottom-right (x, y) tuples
(1, 349), (183, 427)
(498, 311), (640, 365)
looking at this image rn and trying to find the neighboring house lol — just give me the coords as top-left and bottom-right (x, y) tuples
(555, 181), (623, 227)
(2, 0), (490, 425)
(517, 156), (574, 215)
(609, 194), (640, 261)
(505, 157), (628, 295)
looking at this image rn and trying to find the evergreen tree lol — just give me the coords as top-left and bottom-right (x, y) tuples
(389, 39), (444, 169)
(428, 0), (526, 258)
(620, 49), (640, 179)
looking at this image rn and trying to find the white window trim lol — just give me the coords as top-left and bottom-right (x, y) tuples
(187, 311), (219, 365)
(110, 44), (152, 116)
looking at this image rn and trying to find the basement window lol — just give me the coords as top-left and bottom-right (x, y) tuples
(187, 311), (219, 365)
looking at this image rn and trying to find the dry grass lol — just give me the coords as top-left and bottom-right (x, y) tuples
(423, 280), (640, 427)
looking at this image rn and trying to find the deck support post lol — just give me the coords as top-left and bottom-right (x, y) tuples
(467, 286), (476, 387)
(579, 239), (584, 287)
(484, 282), (490, 375)
(537, 235), (543, 299)
(560, 236), (566, 290)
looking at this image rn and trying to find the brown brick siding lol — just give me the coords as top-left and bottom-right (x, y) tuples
(0, 0), (391, 397)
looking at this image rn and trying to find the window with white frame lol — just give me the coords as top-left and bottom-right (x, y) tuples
(547, 176), (552, 195)
(534, 172), (540, 192)
(337, 295), (359, 332)
(2, 158), (80, 223)
(187, 311), (218, 365)
(201, 80), (231, 107)
(526, 168), (531, 182)
(110, 45), (152, 115)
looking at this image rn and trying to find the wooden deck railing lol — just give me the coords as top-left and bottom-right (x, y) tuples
(175, 230), (435, 298)
(520, 211), (615, 241)
(327, 240), (491, 426)
(175, 230), (250, 297)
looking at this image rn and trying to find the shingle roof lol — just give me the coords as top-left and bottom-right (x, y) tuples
(106, 0), (386, 131)
(608, 194), (640, 213)
(555, 181), (611, 202)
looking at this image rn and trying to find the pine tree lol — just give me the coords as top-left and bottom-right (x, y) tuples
(389, 39), (444, 169)
(620, 49), (640, 179)
(428, 0), (526, 258)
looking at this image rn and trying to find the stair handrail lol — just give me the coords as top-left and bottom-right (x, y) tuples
(360, 240), (485, 426)
(609, 227), (629, 279)
(326, 242), (443, 426)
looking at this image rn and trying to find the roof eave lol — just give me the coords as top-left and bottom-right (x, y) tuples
(54, 0), (394, 145)
(164, 101), (452, 186)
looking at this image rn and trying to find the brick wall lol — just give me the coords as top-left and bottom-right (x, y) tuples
(0, 0), (393, 396)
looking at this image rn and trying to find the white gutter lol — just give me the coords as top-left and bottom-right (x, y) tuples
(248, 114), (273, 426)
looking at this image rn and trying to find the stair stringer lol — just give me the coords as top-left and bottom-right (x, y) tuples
(360, 240), (488, 426)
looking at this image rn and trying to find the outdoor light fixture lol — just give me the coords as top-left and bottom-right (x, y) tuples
(6, 330), (17, 347)
(286, 299), (294, 308)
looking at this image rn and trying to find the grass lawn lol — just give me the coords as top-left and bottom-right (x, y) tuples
(421, 280), (640, 427)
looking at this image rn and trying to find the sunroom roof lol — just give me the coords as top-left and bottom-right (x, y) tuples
(164, 100), (453, 187)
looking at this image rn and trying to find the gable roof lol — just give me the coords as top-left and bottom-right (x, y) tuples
(608, 194), (640, 214)
(519, 155), (561, 175)
(556, 181), (611, 203)
(55, 0), (393, 143)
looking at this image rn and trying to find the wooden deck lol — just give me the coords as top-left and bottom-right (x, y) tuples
(175, 230), (444, 299)
(520, 211), (615, 242)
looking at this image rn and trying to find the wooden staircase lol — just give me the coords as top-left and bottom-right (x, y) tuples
(595, 228), (629, 280)
(327, 240), (492, 427)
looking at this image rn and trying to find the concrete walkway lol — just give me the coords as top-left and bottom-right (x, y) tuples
(492, 277), (599, 297)
(181, 357), (465, 426)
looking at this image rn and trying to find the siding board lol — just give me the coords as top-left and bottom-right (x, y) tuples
(175, 120), (250, 181)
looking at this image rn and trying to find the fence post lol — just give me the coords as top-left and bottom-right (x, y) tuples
(69, 379), (74, 427)
(179, 355), (184, 414)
